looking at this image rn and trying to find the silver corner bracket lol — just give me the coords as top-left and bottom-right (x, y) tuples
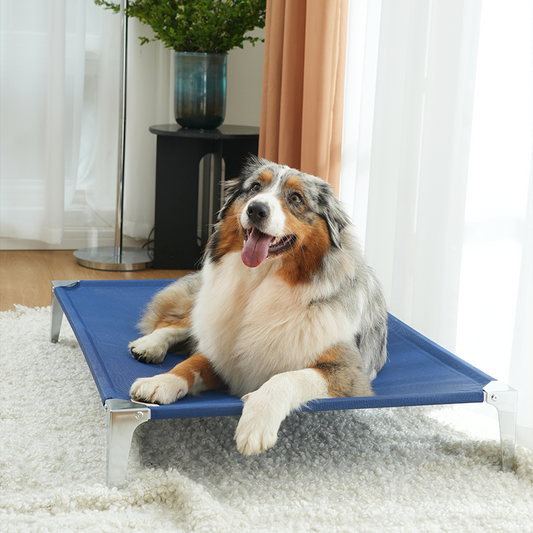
(50, 280), (79, 343)
(105, 399), (151, 488)
(483, 381), (517, 472)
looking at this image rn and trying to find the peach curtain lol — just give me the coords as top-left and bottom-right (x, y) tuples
(259, 0), (348, 194)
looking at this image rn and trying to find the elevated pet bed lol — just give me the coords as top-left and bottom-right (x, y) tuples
(50, 279), (517, 487)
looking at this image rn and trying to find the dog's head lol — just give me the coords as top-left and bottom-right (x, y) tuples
(208, 157), (350, 280)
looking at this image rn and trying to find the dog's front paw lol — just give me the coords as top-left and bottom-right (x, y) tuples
(234, 391), (283, 456)
(130, 374), (189, 404)
(129, 331), (169, 364)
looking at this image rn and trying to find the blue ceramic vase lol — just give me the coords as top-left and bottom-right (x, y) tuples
(174, 52), (227, 129)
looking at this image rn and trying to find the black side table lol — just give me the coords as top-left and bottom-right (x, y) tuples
(149, 124), (259, 269)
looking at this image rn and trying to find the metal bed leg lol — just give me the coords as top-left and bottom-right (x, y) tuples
(483, 381), (518, 472)
(105, 399), (151, 488)
(50, 280), (78, 343)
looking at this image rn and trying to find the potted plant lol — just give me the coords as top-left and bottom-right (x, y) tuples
(95, 0), (267, 129)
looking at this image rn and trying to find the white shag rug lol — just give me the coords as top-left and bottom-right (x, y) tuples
(1, 306), (532, 533)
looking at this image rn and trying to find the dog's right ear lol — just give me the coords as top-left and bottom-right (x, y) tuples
(218, 175), (245, 220)
(219, 156), (272, 220)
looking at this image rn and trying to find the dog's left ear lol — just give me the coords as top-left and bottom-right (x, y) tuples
(316, 184), (351, 249)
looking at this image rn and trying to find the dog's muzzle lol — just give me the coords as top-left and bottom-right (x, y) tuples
(240, 196), (296, 268)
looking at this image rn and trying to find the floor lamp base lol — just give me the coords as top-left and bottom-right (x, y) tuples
(74, 246), (153, 271)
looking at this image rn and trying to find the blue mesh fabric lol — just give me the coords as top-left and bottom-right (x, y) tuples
(54, 280), (493, 420)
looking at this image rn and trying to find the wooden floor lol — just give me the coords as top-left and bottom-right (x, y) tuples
(0, 250), (191, 311)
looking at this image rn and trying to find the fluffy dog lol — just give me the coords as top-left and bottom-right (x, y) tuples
(129, 157), (388, 455)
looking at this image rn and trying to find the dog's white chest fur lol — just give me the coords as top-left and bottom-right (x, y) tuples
(191, 253), (352, 397)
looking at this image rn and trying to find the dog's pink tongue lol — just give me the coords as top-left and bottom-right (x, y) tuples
(242, 229), (272, 268)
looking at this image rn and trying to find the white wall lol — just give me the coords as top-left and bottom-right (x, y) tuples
(226, 28), (264, 127)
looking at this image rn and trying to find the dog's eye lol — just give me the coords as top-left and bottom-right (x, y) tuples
(289, 193), (302, 204)
(250, 182), (261, 193)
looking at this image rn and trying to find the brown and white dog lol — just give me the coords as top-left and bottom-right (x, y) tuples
(129, 157), (388, 455)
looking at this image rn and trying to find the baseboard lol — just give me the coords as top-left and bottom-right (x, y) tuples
(0, 227), (146, 251)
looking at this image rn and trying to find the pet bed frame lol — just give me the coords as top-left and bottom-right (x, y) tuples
(50, 279), (517, 487)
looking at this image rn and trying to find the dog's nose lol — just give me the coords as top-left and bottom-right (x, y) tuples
(246, 201), (270, 224)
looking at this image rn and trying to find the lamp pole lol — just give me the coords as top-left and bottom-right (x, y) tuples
(74, 0), (153, 271)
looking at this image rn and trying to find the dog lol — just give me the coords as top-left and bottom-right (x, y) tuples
(129, 157), (388, 456)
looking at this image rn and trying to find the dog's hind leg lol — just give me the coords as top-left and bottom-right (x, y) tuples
(235, 344), (372, 456)
(129, 273), (201, 363)
(129, 325), (191, 364)
(130, 354), (223, 404)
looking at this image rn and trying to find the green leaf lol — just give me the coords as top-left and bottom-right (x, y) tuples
(94, 0), (266, 53)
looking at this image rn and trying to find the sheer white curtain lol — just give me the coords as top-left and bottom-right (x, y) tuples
(80, 10), (174, 239)
(0, 0), (86, 243)
(340, 0), (532, 451)
(121, 21), (174, 239)
(0, 0), (173, 245)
